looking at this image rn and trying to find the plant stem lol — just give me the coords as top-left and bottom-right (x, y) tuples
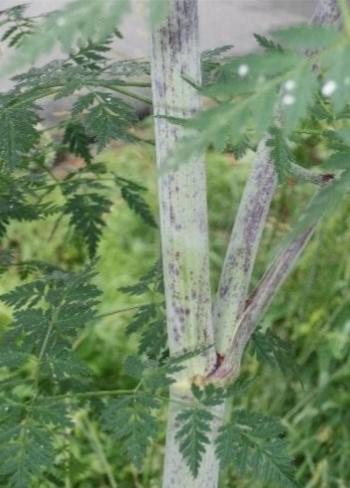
(98, 81), (152, 105)
(93, 304), (153, 321)
(212, 0), (342, 382)
(211, 226), (315, 382)
(213, 138), (277, 355)
(151, 0), (216, 378)
(312, 0), (341, 25)
(151, 1), (220, 486)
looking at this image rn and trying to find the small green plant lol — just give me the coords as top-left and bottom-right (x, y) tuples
(0, 0), (349, 487)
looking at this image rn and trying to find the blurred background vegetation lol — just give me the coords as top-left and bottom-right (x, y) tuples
(0, 117), (349, 487)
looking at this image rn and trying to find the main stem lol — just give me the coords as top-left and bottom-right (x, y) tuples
(151, 1), (221, 487)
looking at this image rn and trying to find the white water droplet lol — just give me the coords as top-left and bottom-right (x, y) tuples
(284, 79), (296, 91)
(322, 80), (337, 96)
(238, 64), (249, 77)
(282, 94), (295, 106)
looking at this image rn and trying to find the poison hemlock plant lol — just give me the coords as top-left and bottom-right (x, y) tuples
(0, 0), (349, 487)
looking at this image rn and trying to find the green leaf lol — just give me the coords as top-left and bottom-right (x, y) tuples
(321, 46), (350, 112)
(64, 192), (112, 257)
(219, 51), (299, 80)
(323, 150), (350, 170)
(0, 167), (54, 237)
(69, 35), (115, 71)
(119, 261), (163, 296)
(5, 0), (131, 72)
(126, 304), (158, 333)
(84, 93), (136, 150)
(125, 304), (167, 359)
(267, 127), (294, 182)
(216, 410), (298, 488)
(281, 62), (318, 132)
(0, 266), (101, 376)
(254, 34), (283, 52)
(0, 423), (54, 488)
(63, 121), (93, 163)
(124, 355), (144, 379)
(254, 85), (276, 137)
(0, 4), (34, 48)
(72, 93), (96, 115)
(0, 98), (40, 167)
(123, 355), (177, 389)
(271, 25), (339, 50)
(176, 407), (214, 478)
(251, 329), (301, 379)
(102, 393), (159, 469)
(0, 280), (45, 309)
(139, 318), (167, 358)
(290, 169), (350, 236)
(228, 135), (251, 159)
(115, 176), (157, 227)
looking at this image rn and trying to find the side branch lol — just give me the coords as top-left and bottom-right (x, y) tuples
(212, 0), (342, 376)
(211, 226), (315, 382)
(213, 139), (277, 354)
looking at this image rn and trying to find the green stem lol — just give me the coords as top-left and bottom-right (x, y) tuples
(84, 416), (118, 488)
(47, 384), (142, 401)
(93, 304), (153, 321)
(97, 81), (152, 105)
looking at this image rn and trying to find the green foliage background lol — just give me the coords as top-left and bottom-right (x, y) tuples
(1, 1), (350, 486)
(0, 118), (349, 486)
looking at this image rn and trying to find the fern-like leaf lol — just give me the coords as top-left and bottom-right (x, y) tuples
(251, 329), (301, 379)
(215, 409), (298, 488)
(0, 96), (40, 167)
(115, 176), (157, 227)
(102, 393), (159, 469)
(267, 127), (294, 182)
(64, 192), (111, 257)
(5, 0), (131, 70)
(119, 261), (163, 295)
(176, 407), (214, 478)
(0, 4), (34, 48)
(84, 92), (136, 150)
(0, 424), (54, 488)
(63, 121), (93, 163)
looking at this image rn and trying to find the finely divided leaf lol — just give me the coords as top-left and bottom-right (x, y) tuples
(64, 192), (111, 258)
(0, 424), (54, 488)
(216, 410), (299, 488)
(0, 99), (40, 167)
(102, 394), (159, 469)
(289, 169), (350, 237)
(251, 329), (301, 379)
(115, 176), (157, 227)
(267, 127), (294, 182)
(84, 93), (136, 150)
(5, 0), (131, 71)
(63, 121), (93, 163)
(176, 407), (214, 478)
(254, 34), (283, 52)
